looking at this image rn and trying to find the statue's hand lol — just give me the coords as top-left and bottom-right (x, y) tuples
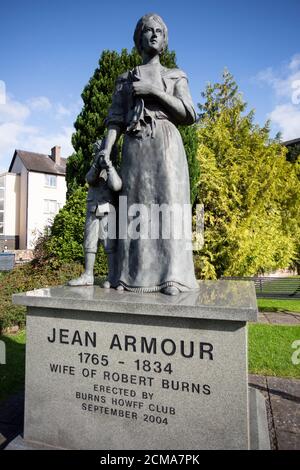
(96, 150), (112, 170)
(93, 139), (102, 153)
(132, 80), (157, 98)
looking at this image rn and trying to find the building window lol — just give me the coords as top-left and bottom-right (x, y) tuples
(45, 174), (57, 188)
(44, 199), (58, 214)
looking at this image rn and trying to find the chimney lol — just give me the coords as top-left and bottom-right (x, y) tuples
(51, 146), (61, 165)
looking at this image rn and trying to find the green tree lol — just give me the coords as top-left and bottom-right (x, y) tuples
(67, 49), (140, 195)
(34, 186), (108, 275)
(195, 70), (300, 279)
(179, 124), (200, 206)
(285, 141), (300, 163)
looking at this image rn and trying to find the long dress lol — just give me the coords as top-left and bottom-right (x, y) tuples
(106, 63), (198, 292)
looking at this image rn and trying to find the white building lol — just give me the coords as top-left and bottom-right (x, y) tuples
(0, 146), (67, 250)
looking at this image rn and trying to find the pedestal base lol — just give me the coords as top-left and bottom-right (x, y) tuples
(12, 281), (258, 450)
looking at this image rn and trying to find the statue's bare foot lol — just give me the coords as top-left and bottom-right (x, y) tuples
(161, 286), (179, 296)
(116, 284), (124, 292)
(68, 273), (94, 286)
(102, 280), (111, 289)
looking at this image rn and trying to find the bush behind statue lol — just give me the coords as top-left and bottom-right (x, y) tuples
(194, 70), (300, 279)
(0, 262), (83, 332)
(33, 186), (108, 276)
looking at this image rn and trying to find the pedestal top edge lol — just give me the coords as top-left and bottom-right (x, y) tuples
(12, 280), (258, 322)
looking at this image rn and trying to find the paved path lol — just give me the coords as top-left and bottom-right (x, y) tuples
(1, 375), (299, 450)
(249, 374), (300, 450)
(258, 311), (300, 325)
(0, 391), (24, 450)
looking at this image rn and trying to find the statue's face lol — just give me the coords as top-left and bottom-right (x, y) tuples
(141, 18), (164, 55)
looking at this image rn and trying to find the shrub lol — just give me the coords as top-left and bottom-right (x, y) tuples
(0, 262), (83, 332)
(33, 186), (108, 276)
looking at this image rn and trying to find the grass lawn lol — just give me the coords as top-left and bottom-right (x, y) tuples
(257, 298), (300, 313)
(0, 330), (26, 402)
(248, 323), (300, 378)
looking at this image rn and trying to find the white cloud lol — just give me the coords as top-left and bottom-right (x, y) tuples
(0, 122), (37, 157)
(23, 126), (74, 158)
(0, 92), (76, 172)
(0, 97), (30, 123)
(257, 61), (300, 100)
(55, 100), (82, 120)
(256, 54), (300, 140)
(0, 80), (6, 105)
(291, 80), (300, 105)
(27, 96), (52, 111)
(269, 104), (300, 141)
(0, 121), (37, 173)
(289, 54), (300, 71)
(56, 103), (72, 117)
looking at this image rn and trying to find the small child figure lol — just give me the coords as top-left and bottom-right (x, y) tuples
(68, 140), (122, 287)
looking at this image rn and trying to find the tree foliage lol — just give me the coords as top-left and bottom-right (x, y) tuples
(195, 70), (300, 279)
(285, 141), (300, 163)
(179, 124), (200, 206)
(34, 187), (107, 275)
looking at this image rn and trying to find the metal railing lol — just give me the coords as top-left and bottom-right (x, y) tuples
(222, 276), (300, 299)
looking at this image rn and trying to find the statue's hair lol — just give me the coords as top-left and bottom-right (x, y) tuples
(133, 13), (168, 55)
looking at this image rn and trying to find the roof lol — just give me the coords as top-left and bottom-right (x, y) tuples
(8, 149), (67, 176)
(282, 137), (300, 147)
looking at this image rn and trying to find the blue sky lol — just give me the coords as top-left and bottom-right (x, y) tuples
(0, 0), (299, 171)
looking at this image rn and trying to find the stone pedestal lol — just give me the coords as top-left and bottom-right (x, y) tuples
(12, 281), (262, 450)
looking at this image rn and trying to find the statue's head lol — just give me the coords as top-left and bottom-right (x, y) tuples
(134, 13), (168, 56)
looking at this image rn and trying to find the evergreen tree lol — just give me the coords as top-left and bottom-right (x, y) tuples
(195, 70), (300, 279)
(66, 48), (141, 195)
(179, 124), (200, 206)
(285, 141), (300, 163)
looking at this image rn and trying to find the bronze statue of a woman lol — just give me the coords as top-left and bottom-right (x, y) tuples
(70, 13), (198, 295)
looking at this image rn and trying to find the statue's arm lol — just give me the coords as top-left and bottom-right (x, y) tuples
(132, 75), (196, 125)
(100, 75), (126, 162)
(154, 89), (188, 123)
(173, 76), (197, 124)
(133, 81), (186, 122)
(86, 123), (121, 185)
(103, 125), (122, 155)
